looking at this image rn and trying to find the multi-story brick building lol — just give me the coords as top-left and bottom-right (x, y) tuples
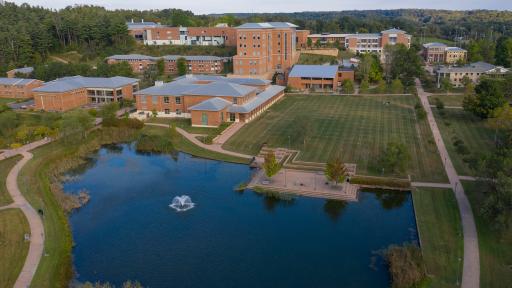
(232, 22), (301, 79)
(127, 21), (236, 46)
(33, 76), (140, 111)
(435, 61), (510, 87)
(296, 30), (310, 49)
(422, 42), (467, 64)
(6, 67), (34, 78)
(307, 28), (411, 54)
(287, 65), (354, 91)
(0, 78), (43, 99)
(107, 54), (225, 75)
(133, 74), (284, 127)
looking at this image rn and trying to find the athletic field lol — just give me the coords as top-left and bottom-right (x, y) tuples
(223, 94), (447, 182)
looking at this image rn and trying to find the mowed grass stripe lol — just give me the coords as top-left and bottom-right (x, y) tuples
(223, 95), (447, 181)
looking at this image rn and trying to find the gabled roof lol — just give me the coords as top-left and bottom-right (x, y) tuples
(173, 74), (270, 86)
(134, 82), (201, 96)
(9, 67), (34, 74)
(33, 76), (139, 93)
(229, 86), (285, 113)
(107, 54), (158, 61)
(185, 82), (256, 97)
(446, 47), (466, 52)
(189, 97), (232, 111)
(423, 42), (448, 48)
(289, 65), (339, 79)
(126, 22), (160, 29)
(236, 22), (298, 29)
(0, 78), (38, 86)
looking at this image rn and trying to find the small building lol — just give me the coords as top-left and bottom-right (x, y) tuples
(287, 65), (354, 91)
(33, 76), (140, 111)
(435, 61), (510, 87)
(0, 77), (43, 99)
(296, 30), (311, 48)
(133, 74), (285, 127)
(6, 67), (34, 78)
(107, 54), (225, 75)
(422, 42), (467, 64)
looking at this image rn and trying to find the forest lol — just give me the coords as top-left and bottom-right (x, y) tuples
(1, 2), (512, 76)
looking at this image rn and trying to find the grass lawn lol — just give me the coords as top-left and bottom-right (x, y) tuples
(412, 188), (463, 287)
(433, 109), (495, 176)
(141, 126), (249, 164)
(18, 141), (75, 287)
(0, 208), (30, 288)
(463, 181), (512, 287)
(146, 117), (228, 136)
(297, 53), (338, 65)
(0, 98), (18, 105)
(224, 94), (446, 182)
(428, 94), (465, 107)
(0, 156), (21, 206)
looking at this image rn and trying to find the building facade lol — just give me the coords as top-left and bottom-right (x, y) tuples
(107, 54), (226, 75)
(232, 22), (300, 78)
(296, 30), (310, 49)
(0, 78), (43, 99)
(307, 29), (411, 54)
(133, 75), (284, 127)
(422, 42), (467, 64)
(287, 65), (354, 91)
(33, 76), (140, 111)
(127, 21), (236, 46)
(435, 62), (510, 87)
(6, 67), (34, 78)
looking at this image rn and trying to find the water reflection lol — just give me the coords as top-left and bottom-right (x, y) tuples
(323, 200), (348, 222)
(374, 190), (409, 210)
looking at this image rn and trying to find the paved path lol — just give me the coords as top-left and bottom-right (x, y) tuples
(213, 122), (245, 145)
(411, 182), (453, 188)
(0, 138), (52, 288)
(416, 79), (480, 288)
(145, 123), (253, 159)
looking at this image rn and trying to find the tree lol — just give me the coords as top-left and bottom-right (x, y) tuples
(377, 79), (387, 93)
(307, 37), (313, 48)
(99, 102), (120, 125)
(176, 57), (187, 76)
(315, 39), (321, 48)
(384, 44), (422, 86)
(263, 150), (281, 179)
(463, 78), (506, 118)
(441, 77), (452, 94)
(359, 79), (370, 94)
(60, 110), (94, 142)
(390, 78), (404, 94)
(156, 58), (165, 76)
(342, 79), (354, 94)
(481, 173), (512, 231)
(488, 104), (512, 144)
(325, 155), (347, 185)
(356, 53), (382, 82)
(435, 98), (445, 110)
(381, 141), (410, 173)
(495, 37), (512, 68)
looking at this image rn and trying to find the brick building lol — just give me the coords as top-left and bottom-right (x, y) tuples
(296, 30), (310, 49)
(33, 76), (140, 111)
(133, 75), (284, 127)
(422, 42), (467, 64)
(6, 67), (34, 78)
(127, 21), (236, 46)
(287, 65), (354, 91)
(0, 78), (43, 99)
(232, 22), (301, 78)
(307, 28), (411, 54)
(107, 54), (226, 75)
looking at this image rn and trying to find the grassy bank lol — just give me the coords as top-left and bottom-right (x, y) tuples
(463, 181), (512, 287)
(0, 208), (30, 288)
(0, 156), (21, 206)
(428, 94), (465, 107)
(412, 188), (463, 287)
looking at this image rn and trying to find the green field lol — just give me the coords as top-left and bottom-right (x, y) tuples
(0, 208), (30, 288)
(146, 117), (230, 136)
(433, 109), (495, 176)
(0, 156), (21, 206)
(463, 181), (512, 287)
(0, 98), (17, 105)
(412, 188), (463, 287)
(224, 94), (447, 182)
(428, 94), (465, 107)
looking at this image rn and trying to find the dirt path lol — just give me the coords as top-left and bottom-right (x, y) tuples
(416, 78), (480, 288)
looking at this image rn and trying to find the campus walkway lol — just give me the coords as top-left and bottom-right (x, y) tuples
(416, 78), (480, 288)
(144, 123), (253, 159)
(0, 138), (52, 288)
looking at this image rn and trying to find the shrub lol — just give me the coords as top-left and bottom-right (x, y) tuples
(350, 175), (411, 189)
(385, 244), (427, 288)
(88, 109), (97, 117)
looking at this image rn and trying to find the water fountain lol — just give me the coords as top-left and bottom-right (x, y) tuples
(169, 195), (195, 212)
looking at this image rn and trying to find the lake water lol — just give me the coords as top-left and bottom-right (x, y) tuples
(64, 144), (418, 288)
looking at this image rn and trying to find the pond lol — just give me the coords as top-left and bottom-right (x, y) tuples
(64, 144), (418, 288)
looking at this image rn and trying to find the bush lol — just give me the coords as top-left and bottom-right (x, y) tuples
(350, 175), (411, 189)
(414, 103), (426, 120)
(88, 109), (97, 117)
(385, 244), (427, 288)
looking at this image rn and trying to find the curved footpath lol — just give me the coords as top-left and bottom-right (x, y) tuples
(0, 138), (51, 288)
(416, 79), (480, 288)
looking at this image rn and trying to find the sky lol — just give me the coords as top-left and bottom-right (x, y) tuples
(8, 0), (512, 14)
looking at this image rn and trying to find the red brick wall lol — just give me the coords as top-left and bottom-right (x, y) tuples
(0, 80), (43, 99)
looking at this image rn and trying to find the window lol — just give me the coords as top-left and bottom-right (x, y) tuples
(140, 96), (146, 103)
(152, 96), (158, 104)
(233, 97), (238, 104)
(176, 109), (182, 115)
(164, 109), (170, 114)
(164, 97), (169, 103)
(175, 97), (181, 104)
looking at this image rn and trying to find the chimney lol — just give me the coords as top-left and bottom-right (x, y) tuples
(155, 81), (164, 86)
(131, 19), (134, 23)
(141, 19), (144, 23)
